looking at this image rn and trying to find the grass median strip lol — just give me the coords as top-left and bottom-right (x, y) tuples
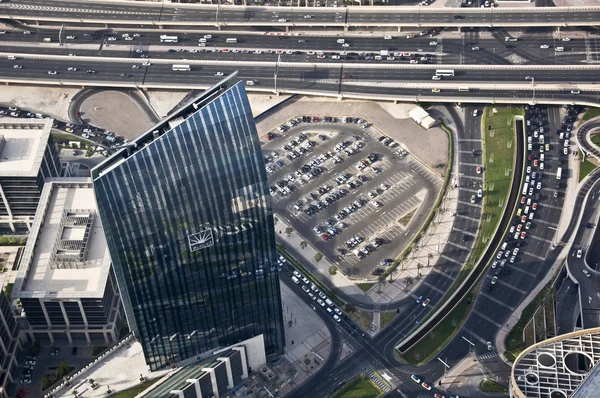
(579, 158), (597, 182)
(398, 292), (473, 365)
(329, 375), (382, 398)
(471, 106), (521, 264)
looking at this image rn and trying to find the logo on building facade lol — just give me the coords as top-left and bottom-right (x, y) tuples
(188, 229), (214, 252)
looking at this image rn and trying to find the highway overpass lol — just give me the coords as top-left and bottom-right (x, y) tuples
(2, 0), (600, 28)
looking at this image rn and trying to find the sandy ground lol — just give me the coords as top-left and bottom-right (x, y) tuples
(80, 90), (157, 139)
(1, 85), (79, 121)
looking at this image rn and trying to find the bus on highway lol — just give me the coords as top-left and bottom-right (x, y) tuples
(458, 87), (470, 92)
(436, 69), (455, 77)
(172, 64), (191, 71)
(556, 167), (562, 180)
(160, 35), (179, 43)
(226, 38), (238, 44)
(522, 182), (529, 196)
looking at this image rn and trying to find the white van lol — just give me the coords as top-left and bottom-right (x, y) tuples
(325, 298), (333, 306)
(336, 39), (345, 44)
(246, 80), (255, 86)
(199, 38), (207, 43)
(501, 242), (508, 251)
(291, 276), (300, 284)
(7, 55), (16, 60)
(555, 47), (564, 52)
(226, 38), (237, 44)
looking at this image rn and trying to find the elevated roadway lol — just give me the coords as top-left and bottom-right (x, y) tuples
(2, 0), (600, 28)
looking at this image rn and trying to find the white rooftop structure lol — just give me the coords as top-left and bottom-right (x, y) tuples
(0, 118), (52, 177)
(12, 178), (112, 299)
(409, 106), (429, 124)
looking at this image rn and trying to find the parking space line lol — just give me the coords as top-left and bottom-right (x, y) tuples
(431, 268), (456, 281)
(461, 187), (479, 193)
(541, 203), (562, 211)
(459, 139), (483, 143)
(527, 234), (553, 244)
(521, 250), (546, 261)
(446, 241), (471, 251)
(422, 281), (445, 295)
(484, 275), (526, 295)
(441, 254), (464, 266)
(460, 175), (483, 182)
(472, 309), (504, 328)
(456, 214), (480, 222)
(534, 218), (558, 227)
(511, 265), (537, 278)
(461, 162), (481, 167)
(452, 228), (477, 238)
(462, 326), (492, 345)
(458, 200), (483, 209)
(478, 292), (516, 311)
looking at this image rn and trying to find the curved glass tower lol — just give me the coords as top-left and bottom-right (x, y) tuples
(92, 76), (284, 370)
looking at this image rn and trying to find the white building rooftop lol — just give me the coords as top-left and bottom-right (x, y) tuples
(0, 118), (52, 177)
(12, 178), (112, 299)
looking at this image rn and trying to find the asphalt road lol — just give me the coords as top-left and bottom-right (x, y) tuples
(565, 176), (600, 329)
(391, 104), (573, 398)
(0, 27), (594, 65)
(278, 105), (486, 397)
(3, 0), (600, 27)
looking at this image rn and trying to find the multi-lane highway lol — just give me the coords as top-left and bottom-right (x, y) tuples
(3, 0), (600, 27)
(0, 27), (597, 66)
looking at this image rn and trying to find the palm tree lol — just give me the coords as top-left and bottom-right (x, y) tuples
(388, 267), (398, 283)
(403, 276), (414, 292)
(377, 276), (386, 293)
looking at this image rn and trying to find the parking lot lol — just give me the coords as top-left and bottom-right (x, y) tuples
(262, 116), (442, 278)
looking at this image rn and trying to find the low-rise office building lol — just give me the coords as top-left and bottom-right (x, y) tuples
(11, 178), (123, 346)
(0, 118), (63, 234)
(139, 335), (266, 398)
(0, 275), (21, 398)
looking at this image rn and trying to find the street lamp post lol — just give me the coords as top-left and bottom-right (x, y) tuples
(525, 76), (535, 104)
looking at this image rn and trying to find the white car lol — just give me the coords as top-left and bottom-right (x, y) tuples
(67, 67), (78, 71)
(473, 109), (479, 117)
(540, 44), (550, 49)
(333, 314), (341, 322)
(277, 18), (287, 22)
(384, 35), (393, 40)
(142, 61), (151, 66)
(577, 249), (583, 258)
(583, 269), (591, 278)
(429, 41), (438, 45)
(561, 37), (571, 41)
(66, 35), (75, 40)
(215, 72), (224, 76)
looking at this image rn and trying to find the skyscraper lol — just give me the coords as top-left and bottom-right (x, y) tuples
(92, 75), (284, 370)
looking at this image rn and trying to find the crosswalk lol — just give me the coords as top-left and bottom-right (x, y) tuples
(478, 351), (498, 361)
(362, 367), (391, 393)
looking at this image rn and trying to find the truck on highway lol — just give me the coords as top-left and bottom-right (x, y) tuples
(556, 167), (562, 180)
(42, 38), (51, 43)
(380, 50), (389, 56)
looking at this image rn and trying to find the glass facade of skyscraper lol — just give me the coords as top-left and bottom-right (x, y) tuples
(92, 78), (284, 370)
